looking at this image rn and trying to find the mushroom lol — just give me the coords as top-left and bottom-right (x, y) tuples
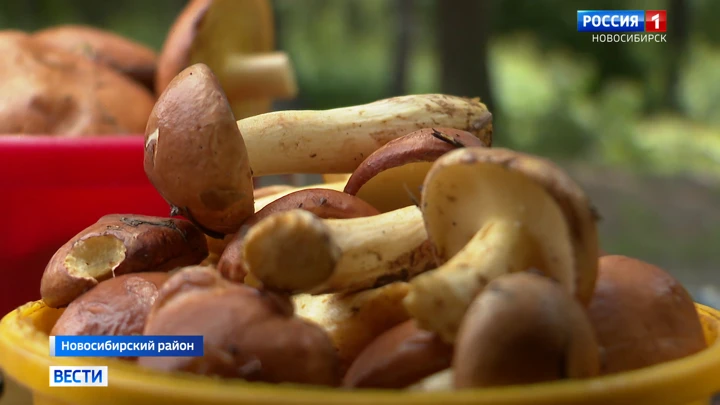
(40, 214), (208, 308)
(453, 272), (600, 388)
(156, 0), (296, 119)
(343, 319), (453, 389)
(219, 188), (380, 283)
(145, 63), (254, 237)
(0, 33), (155, 135)
(32, 25), (157, 90)
(140, 266), (340, 386)
(241, 206), (433, 294)
(204, 183), (352, 261)
(146, 63), (490, 235)
(292, 282), (411, 370)
(51, 272), (170, 336)
(403, 147), (599, 342)
(344, 127), (489, 212)
(587, 255), (707, 375)
(236, 93), (493, 176)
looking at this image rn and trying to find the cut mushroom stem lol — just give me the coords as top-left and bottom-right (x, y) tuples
(404, 147), (599, 343)
(218, 189), (380, 283)
(222, 52), (297, 100)
(237, 94), (493, 176)
(242, 206), (433, 294)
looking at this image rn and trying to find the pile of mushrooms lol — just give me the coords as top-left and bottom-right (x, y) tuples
(38, 62), (709, 391)
(0, 0), (292, 136)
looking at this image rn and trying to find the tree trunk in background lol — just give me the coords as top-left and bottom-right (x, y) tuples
(665, 0), (688, 112)
(390, 0), (414, 96)
(436, 0), (495, 113)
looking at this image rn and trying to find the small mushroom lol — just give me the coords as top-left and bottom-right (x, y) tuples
(218, 189), (380, 282)
(241, 206), (433, 294)
(293, 282), (411, 370)
(140, 266), (340, 386)
(156, 0), (296, 119)
(344, 128), (489, 212)
(453, 272), (600, 389)
(587, 255), (707, 375)
(51, 272), (170, 336)
(343, 319), (453, 389)
(145, 63), (254, 236)
(404, 147), (599, 342)
(33, 25), (157, 90)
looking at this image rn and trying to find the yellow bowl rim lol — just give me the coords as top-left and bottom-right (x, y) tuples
(1, 301), (720, 405)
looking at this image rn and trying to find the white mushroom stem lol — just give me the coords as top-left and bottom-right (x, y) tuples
(292, 282), (411, 367)
(242, 206), (433, 295)
(236, 94), (492, 176)
(222, 52), (297, 100)
(407, 221), (540, 340)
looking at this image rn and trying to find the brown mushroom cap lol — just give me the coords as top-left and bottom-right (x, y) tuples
(343, 319), (453, 389)
(0, 34), (155, 135)
(144, 63), (254, 236)
(51, 272), (170, 336)
(140, 266), (340, 386)
(33, 25), (157, 90)
(587, 255), (707, 375)
(344, 128), (489, 212)
(156, 0), (294, 119)
(453, 272), (600, 388)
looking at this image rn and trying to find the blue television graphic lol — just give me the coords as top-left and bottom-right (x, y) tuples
(49, 366), (108, 387)
(577, 10), (646, 32)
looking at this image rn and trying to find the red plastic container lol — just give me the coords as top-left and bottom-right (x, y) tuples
(0, 136), (170, 314)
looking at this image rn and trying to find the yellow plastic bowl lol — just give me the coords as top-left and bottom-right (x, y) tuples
(1, 301), (720, 405)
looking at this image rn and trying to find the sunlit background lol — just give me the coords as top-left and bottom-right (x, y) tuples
(2, 0), (718, 306)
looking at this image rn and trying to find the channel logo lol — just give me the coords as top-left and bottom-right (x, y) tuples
(577, 10), (666, 32)
(49, 366), (108, 387)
